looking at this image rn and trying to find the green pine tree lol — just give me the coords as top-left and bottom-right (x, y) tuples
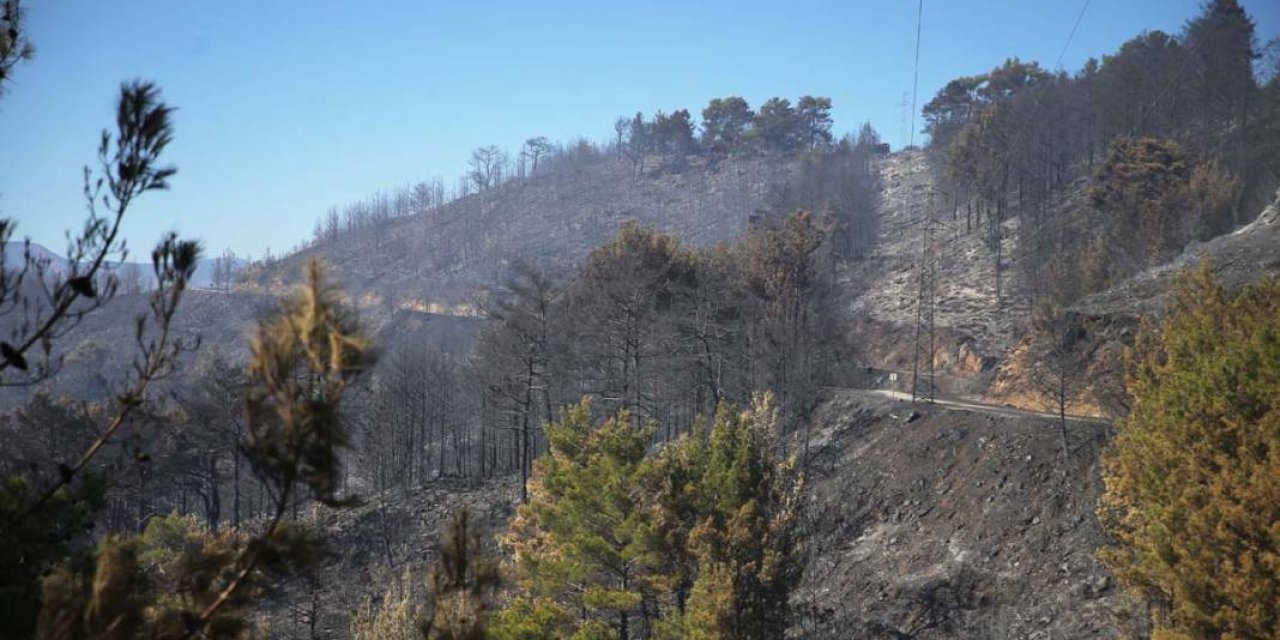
(1100, 262), (1280, 639)
(679, 395), (804, 640)
(500, 401), (667, 640)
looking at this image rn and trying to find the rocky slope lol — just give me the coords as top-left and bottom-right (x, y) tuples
(984, 188), (1280, 417)
(270, 389), (1138, 639)
(796, 390), (1138, 639)
(14, 148), (1277, 637)
(840, 150), (1039, 405)
(845, 150), (1028, 363)
(1074, 188), (1280, 317)
(260, 477), (519, 637)
(853, 151), (1280, 417)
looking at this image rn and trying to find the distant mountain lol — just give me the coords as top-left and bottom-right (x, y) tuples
(1, 241), (248, 290)
(2, 241), (69, 273)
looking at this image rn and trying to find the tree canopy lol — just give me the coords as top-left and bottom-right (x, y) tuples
(1100, 264), (1280, 639)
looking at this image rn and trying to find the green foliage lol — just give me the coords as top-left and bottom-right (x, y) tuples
(977, 58), (1049, 103)
(651, 109), (697, 164)
(21, 260), (373, 639)
(699, 97), (753, 156)
(751, 98), (798, 152)
(680, 396), (804, 640)
(35, 514), (260, 639)
(795, 96), (834, 150)
(926, 58), (1046, 154)
(351, 509), (504, 640)
(498, 397), (803, 639)
(503, 400), (662, 638)
(1100, 263), (1280, 639)
(0, 79), (202, 638)
(0, 474), (106, 638)
(489, 598), (563, 640)
(922, 75), (986, 149)
(624, 94), (833, 161)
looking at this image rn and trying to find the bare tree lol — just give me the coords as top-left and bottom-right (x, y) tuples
(211, 247), (238, 292)
(118, 262), (150, 295)
(473, 263), (561, 502)
(1028, 305), (1085, 460)
(468, 145), (507, 191)
(614, 117), (630, 160)
(521, 137), (553, 179)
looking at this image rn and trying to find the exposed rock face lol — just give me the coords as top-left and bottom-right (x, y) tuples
(987, 188), (1280, 418)
(951, 340), (995, 376)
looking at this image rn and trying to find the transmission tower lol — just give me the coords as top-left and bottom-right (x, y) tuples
(911, 188), (947, 403)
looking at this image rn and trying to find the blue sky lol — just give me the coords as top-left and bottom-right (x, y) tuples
(1, 1), (1275, 259)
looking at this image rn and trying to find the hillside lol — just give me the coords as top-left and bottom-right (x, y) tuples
(248, 155), (792, 310)
(840, 150), (1026, 391)
(981, 187), (1280, 416)
(0, 288), (482, 406)
(33, 147), (1277, 413)
(1074, 188), (1280, 317)
(7, 0), (1280, 636)
(1, 154), (794, 408)
(798, 391), (1133, 639)
(264, 389), (1134, 639)
(7, 146), (1277, 636)
(848, 150), (1280, 416)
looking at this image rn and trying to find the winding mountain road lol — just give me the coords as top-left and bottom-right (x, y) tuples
(830, 387), (1111, 425)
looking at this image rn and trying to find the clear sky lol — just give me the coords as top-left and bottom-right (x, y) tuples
(1, 1), (1275, 259)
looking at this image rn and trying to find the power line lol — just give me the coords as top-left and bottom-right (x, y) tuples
(908, 0), (924, 148)
(907, 0), (1085, 404)
(1055, 0), (1092, 70)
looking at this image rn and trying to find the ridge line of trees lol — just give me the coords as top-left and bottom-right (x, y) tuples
(302, 95), (859, 250)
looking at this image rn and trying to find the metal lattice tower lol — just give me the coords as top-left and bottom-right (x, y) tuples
(911, 189), (945, 403)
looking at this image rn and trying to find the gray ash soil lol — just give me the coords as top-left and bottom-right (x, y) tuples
(793, 390), (1142, 639)
(275, 391), (1144, 639)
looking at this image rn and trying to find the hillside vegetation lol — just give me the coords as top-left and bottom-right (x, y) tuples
(2, 0), (1279, 638)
